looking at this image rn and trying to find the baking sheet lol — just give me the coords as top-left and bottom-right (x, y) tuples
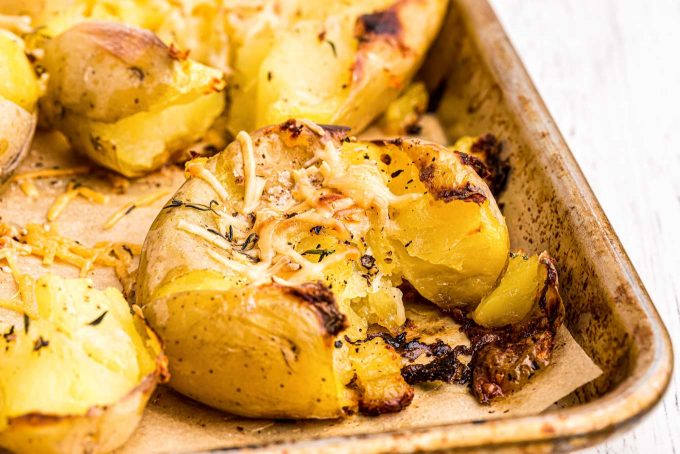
(0, 131), (601, 452)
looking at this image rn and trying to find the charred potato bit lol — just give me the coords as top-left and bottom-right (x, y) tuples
(449, 134), (510, 196)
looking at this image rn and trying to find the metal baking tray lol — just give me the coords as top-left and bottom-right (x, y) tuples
(229, 0), (673, 451)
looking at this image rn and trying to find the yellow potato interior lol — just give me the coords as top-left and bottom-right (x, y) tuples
(472, 254), (547, 327)
(0, 30), (39, 112)
(0, 275), (159, 424)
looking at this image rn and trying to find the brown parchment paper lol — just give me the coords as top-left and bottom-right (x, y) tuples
(0, 132), (601, 452)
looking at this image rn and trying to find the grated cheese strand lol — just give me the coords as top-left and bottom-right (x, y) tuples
(177, 219), (232, 250)
(103, 189), (169, 230)
(12, 166), (91, 198)
(237, 131), (266, 213)
(297, 119), (326, 136)
(17, 179), (38, 198)
(186, 159), (229, 202)
(0, 14), (32, 34)
(11, 166), (91, 182)
(0, 222), (141, 279)
(47, 183), (79, 221)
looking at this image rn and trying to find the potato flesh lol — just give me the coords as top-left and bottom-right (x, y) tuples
(342, 141), (510, 308)
(0, 30), (39, 113)
(0, 275), (157, 423)
(58, 92), (225, 177)
(472, 254), (547, 327)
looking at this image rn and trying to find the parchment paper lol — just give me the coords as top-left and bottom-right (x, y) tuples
(0, 132), (601, 452)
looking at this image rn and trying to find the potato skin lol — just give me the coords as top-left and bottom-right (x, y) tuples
(0, 100), (36, 184)
(42, 21), (176, 123)
(144, 280), (356, 419)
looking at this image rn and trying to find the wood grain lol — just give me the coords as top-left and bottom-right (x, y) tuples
(488, 1), (680, 452)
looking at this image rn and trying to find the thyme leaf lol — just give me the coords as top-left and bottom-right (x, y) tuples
(88, 311), (108, 326)
(302, 248), (336, 263)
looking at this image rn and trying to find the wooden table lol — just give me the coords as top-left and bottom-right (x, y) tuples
(488, 0), (680, 452)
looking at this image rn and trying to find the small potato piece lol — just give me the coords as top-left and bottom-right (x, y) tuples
(472, 252), (556, 328)
(42, 21), (226, 176)
(0, 274), (167, 454)
(0, 30), (39, 182)
(379, 82), (429, 135)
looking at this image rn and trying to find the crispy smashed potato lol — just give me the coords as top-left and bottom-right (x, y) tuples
(0, 274), (167, 454)
(41, 21), (225, 177)
(136, 119), (509, 418)
(226, 0), (448, 133)
(0, 30), (39, 182)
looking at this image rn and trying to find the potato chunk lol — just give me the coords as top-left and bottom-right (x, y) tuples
(0, 274), (166, 454)
(472, 252), (559, 328)
(41, 21), (225, 176)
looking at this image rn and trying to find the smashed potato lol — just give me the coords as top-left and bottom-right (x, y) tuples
(0, 274), (167, 454)
(41, 21), (225, 177)
(137, 119), (509, 418)
(226, 0), (448, 133)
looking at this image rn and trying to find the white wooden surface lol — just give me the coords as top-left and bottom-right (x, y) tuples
(488, 1), (680, 452)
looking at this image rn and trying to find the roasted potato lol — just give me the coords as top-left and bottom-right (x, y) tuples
(226, 0), (448, 134)
(137, 119), (508, 418)
(0, 29), (39, 182)
(0, 274), (168, 454)
(41, 21), (225, 177)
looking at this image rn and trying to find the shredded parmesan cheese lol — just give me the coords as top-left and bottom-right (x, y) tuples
(103, 190), (169, 230)
(297, 118), (326, 136)
(12, 166), (91, 182)
(186, 159), (229, 202)
(17, 179), (39, 198)
(0, 222), (141, 281)
(237, 131), (266, 213)
(0, 14), (32, 34)
(12, 166), (91, 198)
(47, 182), (110, 222)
